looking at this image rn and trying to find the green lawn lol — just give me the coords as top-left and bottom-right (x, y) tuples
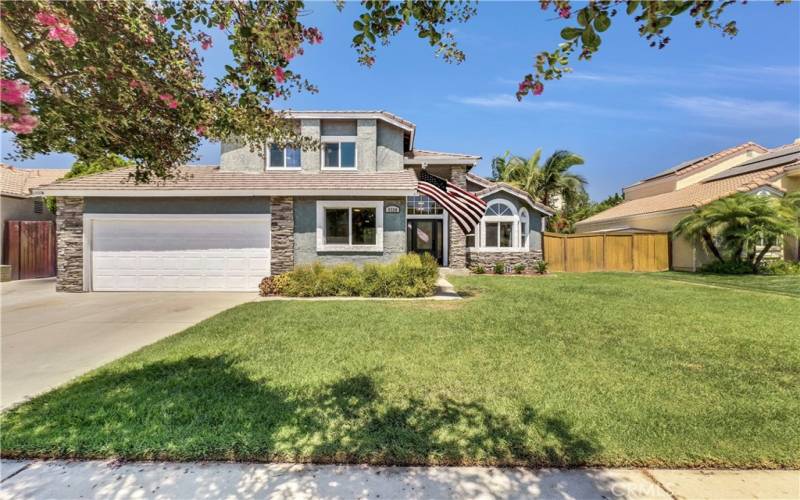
(656, 271), (800, 297)
(2, 273), (799, 468)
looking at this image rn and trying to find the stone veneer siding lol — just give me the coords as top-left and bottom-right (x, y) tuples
(466, 249), (543, 272)
(56, 197), (84, 292)
(271, 196), (294, 275)
(448, 166), (468, 268)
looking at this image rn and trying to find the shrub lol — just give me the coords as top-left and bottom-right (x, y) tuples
(493, 262), (505, 274)
(513, 263), (525, 274)
(700, 261), (756, 275)
(472, 265), (486, 274)
(762, 260), (800, 275)
(265, 253), (439, 298)
(535, 260), (549, 274)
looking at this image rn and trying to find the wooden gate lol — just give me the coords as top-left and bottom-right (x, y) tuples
(3, 220), (57, 280)
(543, 232), (670, 272)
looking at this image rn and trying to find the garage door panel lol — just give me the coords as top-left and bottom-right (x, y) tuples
(90, 217), (270, 291)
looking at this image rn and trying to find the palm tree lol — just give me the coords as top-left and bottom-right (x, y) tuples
(491, 149), (586, 208)
(674, 192), (800, 268)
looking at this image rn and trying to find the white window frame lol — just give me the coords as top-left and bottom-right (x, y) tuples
(316, 200), (383, 252)
(321, 136), (358, 170)
(472, 199), (529, 252)
(267, 144), (302, 170)
(519, 207), (530, 251)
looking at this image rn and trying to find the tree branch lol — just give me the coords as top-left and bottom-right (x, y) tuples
(0, 18), (57, 90)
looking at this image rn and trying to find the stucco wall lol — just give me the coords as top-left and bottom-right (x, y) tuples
(1, 195), (55, 261)
(293, 197), (406, 266)
(481, 191), (545, 253)
(220, 140), (263, 172)
(376, 121), (404, 171)
(84, 197), (270, 214)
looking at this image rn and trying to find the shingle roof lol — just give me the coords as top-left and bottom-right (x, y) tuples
(1, 165), (69, 198)
(633, 142), (768, 185)
(465, 173), (555, 216)
(577, 163), (794, 225)
(36, 166), (419, 196)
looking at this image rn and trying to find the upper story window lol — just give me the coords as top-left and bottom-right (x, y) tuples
(323, 140), (357, 169)
(268, 144), (301, 169)
(407, 194), (444, 215)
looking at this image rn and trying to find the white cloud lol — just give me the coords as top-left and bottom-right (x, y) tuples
(447, 93), (644, 119)
(661, 95), (800, 126)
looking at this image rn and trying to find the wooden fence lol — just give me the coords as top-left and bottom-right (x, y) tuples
(3, 220), (57, 280)
(543, 232), (670, 272)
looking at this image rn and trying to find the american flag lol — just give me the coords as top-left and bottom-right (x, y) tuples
(417, 169), (487, 234)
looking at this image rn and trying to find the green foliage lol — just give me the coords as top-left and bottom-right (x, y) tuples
(493, 262), (505, 274)
(472, 265), (486, 274)
(700, 260), (757, 275)
(267, 254), (439, 298)
(536, 260), (549, 274)
(762, 260), (800, 276)
(555, 191), (624, 233)
(513, 263), (526, 274)
(675, 193), (800, 268)
(492, 148), (586, 211)
(44, 154), (132, 212)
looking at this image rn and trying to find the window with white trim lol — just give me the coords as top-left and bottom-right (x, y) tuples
(519, 208), (529, 249)
(322, 140), (357, 169)
(481, 199), (518, 249)
(268, 144), (301, 169)
(316, 201), (383, 252)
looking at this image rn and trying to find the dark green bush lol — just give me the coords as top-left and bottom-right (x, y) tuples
(700, 261), (756, 275)
(472, 265), (485, 274)
(493, 262), (505, 274)
(265, 253), (439, 298)
(513, 263), (525, 274)
(536, 260), (549, 274)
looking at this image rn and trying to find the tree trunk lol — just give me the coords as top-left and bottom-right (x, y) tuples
(702, 230), (724, 262)
(754, 238), (776, 267)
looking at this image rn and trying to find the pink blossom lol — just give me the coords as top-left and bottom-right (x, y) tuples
(0, 113), (13, 124)
(195, 124), (207, 136)
(0, 79), (30, 107)
(48, 24), (78, 48)
(218, 23), (226, 30)
(532, 81), (544, 96)
(306, 27), (323, 45)
(283, 50), (294, 61)
(155, 13), (168, 25)
(144, 34), (155, 45)
(518, 81), (528, 93)
(35, 11), (60, 27)
(198, 33), (213, 50)
(558, 7), (571, 18)
(159, 93), (179, 108)
(0, 45), (8, 60)
(8, 114), (38, 134)
(273, 66), (286, 84)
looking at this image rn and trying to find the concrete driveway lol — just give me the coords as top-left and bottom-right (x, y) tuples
(1, 279), (254, 410)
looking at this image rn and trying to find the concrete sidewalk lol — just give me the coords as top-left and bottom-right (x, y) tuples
(1, 460), (797, 499)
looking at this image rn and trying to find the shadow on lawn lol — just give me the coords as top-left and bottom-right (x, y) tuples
(2, 355), (600, 466)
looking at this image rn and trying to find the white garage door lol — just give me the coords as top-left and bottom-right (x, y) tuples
(90, 215), (270, 291)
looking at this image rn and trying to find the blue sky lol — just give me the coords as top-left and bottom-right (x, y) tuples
(3, 1), (799, 200)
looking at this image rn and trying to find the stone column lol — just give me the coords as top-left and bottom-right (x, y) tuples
(270, 196), (294, 274)
(56, 197), (84, 292)
(448, 166), (468, 269)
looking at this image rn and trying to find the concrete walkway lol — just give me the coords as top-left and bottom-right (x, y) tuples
(1, 278), (254, 410)
(1, 460), (797, 499)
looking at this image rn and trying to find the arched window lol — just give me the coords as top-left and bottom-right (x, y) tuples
(482, 199), (518, 248)
(519, 208), (529, 249)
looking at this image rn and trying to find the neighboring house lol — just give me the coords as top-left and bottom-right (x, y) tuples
(1, 164), (68, 263)
(37, 110), (553, 292)
(575, 141), (800, 271)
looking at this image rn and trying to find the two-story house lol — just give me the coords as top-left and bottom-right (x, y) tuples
(38, 110), (553, 292)
(575, 141), (800, 271)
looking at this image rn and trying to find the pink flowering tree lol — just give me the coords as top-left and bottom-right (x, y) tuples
(0, 0), (789, 182)
(1, 0), (322, 182)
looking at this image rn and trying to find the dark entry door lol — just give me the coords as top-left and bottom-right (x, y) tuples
(407, 219), (444, 265)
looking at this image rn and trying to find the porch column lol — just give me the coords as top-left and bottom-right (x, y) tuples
(448, 166), (468, 268)
(56, 197), (85, 292)
(270, 196), (294, 274)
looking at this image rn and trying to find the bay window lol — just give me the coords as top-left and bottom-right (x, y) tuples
(317, 201), (383, 251)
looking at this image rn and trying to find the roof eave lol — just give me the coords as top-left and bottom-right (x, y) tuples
(35, 187), (419, 197)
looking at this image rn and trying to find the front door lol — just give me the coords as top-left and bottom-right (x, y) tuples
(407, 219), (444, 265)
